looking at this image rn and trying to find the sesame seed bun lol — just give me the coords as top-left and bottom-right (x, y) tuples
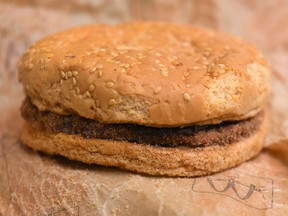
(18, 22), (270, 127)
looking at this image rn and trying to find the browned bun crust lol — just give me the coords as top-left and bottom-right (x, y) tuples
(20, 110), (269, 177)
(18, 22), (270, 127)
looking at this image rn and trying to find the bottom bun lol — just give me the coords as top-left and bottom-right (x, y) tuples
(21, 112), (268, 177)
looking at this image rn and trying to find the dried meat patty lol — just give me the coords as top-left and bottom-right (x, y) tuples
(21, 98), (263, 148)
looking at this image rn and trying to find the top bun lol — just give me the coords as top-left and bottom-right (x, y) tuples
(19, 22), (270, 127)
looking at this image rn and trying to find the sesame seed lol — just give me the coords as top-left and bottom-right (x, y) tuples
(168, 56), (178, 62)
(186, 84), (191, 88)
(60, 80), (63, 85)
(155, 52), (162, 57)
(51, 83), (57, 89)
(154, 59), (160, 64)
(44, 58), (51, 64)
(183, 92), (191, 101)
(127, 70), (133, 75)
(202, 60), (209, 65)
(84, 91), (91, 98)
(97, 70), (103, 78)
(108, 99), (117, 106)
(96, 64), (103, 69)
(72, 71), (78, 76)
(88, 84), (95, 91)
(27, 63), (33, 69)
(236, 87), (243, 93)
(161, 67), (168, 71)
(124, 64), (130, 68)
(161, 71), (169, 77)
(90, 67), (96, 73)
(75, 87), (80, 95)
(67, 71), (72, 78)
(193, 66), (200, 70)
(218, 64), (225, 68)
(184, 72), (190, 77)
(106, 81), (114, 88)
(95, 100), (100, 107)
(114, 60), (121, 64)
(219, 68), (225, 74)
(128, 110), (136, 115)
(72, 78), (77, 86)
(171, 61), (178, 66)
(154, 86), (162, 94)
(60, 71), (66, 78)
(121, 68), (126, 73)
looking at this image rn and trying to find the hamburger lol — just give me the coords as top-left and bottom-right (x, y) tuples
(19, 22), (270, 177)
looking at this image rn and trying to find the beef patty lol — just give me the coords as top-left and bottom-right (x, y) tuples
(21, 98), (263, 148)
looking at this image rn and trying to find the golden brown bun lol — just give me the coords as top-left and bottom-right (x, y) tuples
(20, 111), (269, 177)
(18, 22), (270, 127)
